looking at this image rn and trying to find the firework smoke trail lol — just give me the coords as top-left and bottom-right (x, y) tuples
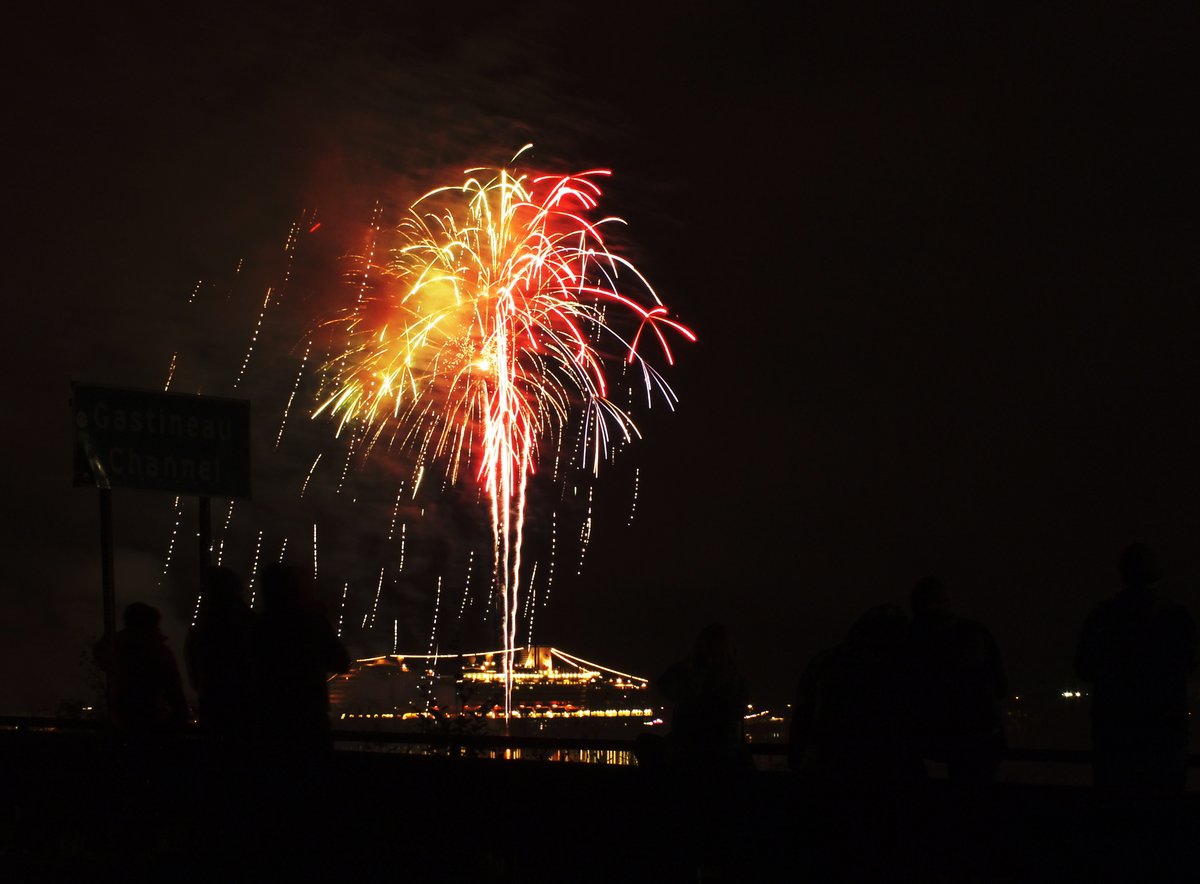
(312, 523), (319, 579)
(300, 454), (322, 497)
(275, 341), (312, 449)
(158, 496), (182, 588)
(387, 485), (405, 540)
(574, 484), (596, 577)
(248, 530), (263, 608)
(524, 562), (539, 647)
(455, 550), (476, 625)
(314, 150), (693, 715)
(543, 511), (557, 610)
(234, 288), (273, 390)
(369, 565), (385, 628)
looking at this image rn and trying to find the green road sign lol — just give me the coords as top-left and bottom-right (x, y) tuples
(72, 383), (251, 498)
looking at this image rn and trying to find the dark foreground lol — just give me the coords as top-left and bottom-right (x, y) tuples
(3, 729), (1199, 883)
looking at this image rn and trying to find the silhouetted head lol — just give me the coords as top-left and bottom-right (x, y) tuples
(123, 601), (161, 634)
(1119, 542), (1160, 591)
(910, 576), (952, 623)
(849, 604), (910, 652)
(693, 623), (733, 668)
(199, 565), (245, 619)
(260, 562), (302, 611)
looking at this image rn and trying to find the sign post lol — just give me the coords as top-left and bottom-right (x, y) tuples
(99, 488), (115, 643)
(72, 383), (251, 645)
(198, 496), (212, 571)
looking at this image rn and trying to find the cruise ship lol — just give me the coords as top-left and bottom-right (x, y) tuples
(329, 645), (660, 737)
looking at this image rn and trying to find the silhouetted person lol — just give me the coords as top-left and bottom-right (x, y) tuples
(908, 577), (1007, 784)
(1075, 543), (1196, 793)
(790, 604), (923, 786)
(655, 624), (751, 880)
(251, 563), (350, 755)
(657, 623), (751, 773)
(789, 605), (924, 882)
(907, 578), (1008, 880)
(185, 565), (254, 743)
(94, 602), (187, 741)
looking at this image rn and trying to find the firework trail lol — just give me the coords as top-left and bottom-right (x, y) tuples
(275, 341), (312, 449)
(313, 148), (693, 715)
(248, 530), (263, 608)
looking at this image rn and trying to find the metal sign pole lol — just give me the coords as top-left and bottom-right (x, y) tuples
(99, 488), (116, 640)
(97, 487), (117, 721)
(198, 495), (212, 573)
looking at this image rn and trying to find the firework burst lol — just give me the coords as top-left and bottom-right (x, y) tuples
(314, 147), (694, 713)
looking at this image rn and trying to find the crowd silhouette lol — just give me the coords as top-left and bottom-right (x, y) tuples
(95, 561), (350, 759)
(634, 542), (1197, 881)
(788, 575), (1007, 788)
(87, 541), (1197, 881)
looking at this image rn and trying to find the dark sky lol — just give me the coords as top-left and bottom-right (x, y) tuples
(6, 3), (1198, 714)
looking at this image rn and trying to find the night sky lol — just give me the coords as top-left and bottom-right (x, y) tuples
(6, 4), (1198, 715)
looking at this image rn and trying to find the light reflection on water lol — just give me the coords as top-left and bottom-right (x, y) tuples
(335, 741), (637, 765)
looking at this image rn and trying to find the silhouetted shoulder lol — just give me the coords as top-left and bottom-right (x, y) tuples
(1155, 598), (1197, 669)
(321, 612), (352, 673)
